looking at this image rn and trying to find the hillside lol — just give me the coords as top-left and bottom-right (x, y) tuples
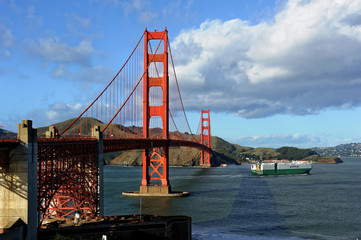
(108, 136), (342, 166)
(313, 143), (361, 157)
(35, 118), (235, 166)
(0, 128), (16, 139)
(36, 118), (165, 138)
(211, 142), (342, 164)
(34, 119), (343, 166)
(109, 135), (241, 167)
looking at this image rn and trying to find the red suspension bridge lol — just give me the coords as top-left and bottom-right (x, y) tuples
(0, 28), (212, 228)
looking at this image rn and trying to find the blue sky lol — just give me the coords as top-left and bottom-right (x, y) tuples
(1, 0), (361, 148)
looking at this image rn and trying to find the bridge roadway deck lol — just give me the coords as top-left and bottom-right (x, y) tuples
(103, 138), (212, 153)
(1, 137), (211, 153)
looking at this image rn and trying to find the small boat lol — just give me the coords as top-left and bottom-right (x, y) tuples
(251, 160), (312, 175)
(220, 163), (227, 167)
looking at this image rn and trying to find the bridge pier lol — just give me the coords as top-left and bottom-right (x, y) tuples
(0, 120), (37, 240)
(92, 125), (104, 216)
(139, 185), (171, 195)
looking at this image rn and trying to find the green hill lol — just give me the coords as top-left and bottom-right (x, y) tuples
(108, 137), (342, 166)
(313, 143), (361, 157)
(34, 118), (342, 166)
(0, 128), (17, 139)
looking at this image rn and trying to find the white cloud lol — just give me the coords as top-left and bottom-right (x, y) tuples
(122, 0), (147, 13)
(66, 13), (91, 33)
(72, 14), (91, 28)
(230, 131), (361, 148)
(2, 49), (11, 57)
(230, 133), (324, 149)
(246, 65), (290, 84)
(28, 37), (93, 66)
(46, 102), (83, 123)
(91, 0), (120, 5)
(51, 64), (71, 79)
(121, 0), (158, 24)
(26, 6), (42, 29)
(0, 26), (15, 47)
(137, 10), (157, 24)
(172, 0), (361, 118)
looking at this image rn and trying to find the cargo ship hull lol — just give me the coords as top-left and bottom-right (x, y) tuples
(251, 161), (312, 175)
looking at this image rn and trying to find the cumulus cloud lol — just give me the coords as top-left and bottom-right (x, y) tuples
(46, 102), (83, 123)
(172, 0), (361, 118)
(28, 37), (93, 66)
(22, 102), (84, 129)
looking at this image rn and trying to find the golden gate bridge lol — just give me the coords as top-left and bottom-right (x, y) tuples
(0, 28), (212, 232)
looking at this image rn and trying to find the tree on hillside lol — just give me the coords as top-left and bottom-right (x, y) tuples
(276, 147), (317, 160)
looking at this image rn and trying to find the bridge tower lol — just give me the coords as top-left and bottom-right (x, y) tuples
(201, 110), (211, 167)
(141, 28), (171, 194)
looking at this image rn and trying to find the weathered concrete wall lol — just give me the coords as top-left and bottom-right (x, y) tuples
(0, 146), (28, 227)
(0, 120), (37, 240)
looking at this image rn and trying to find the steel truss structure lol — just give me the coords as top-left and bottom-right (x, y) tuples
(37, 138), (99, 224)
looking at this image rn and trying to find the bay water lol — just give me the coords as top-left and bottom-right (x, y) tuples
(104, 157), (361, 239)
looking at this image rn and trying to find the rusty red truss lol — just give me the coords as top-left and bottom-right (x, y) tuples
(37, 138), (99, 224)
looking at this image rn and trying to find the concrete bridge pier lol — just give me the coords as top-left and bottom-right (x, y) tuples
(0, 120), (37, 240)
(92, 125), (104, 216)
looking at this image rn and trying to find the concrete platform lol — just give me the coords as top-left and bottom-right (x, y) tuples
(122, 191), (189, 197)
(122, 185), (189, 197)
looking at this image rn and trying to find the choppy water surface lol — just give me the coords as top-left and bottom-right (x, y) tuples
(104, 158), (361, 239)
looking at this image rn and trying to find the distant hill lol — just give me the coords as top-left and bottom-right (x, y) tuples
(313, 143), (361, 157)
(37, 118), (103, 137)
(34, 118), (343, 165)
(0, 128), (16, 139)
(36, 118), (165, 138)
(110, 136), (243, 167)
(109, 137), (342, 166)
(211, 143), (341, 164)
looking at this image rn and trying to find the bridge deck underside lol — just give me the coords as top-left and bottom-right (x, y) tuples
(37, 139), (99, 224)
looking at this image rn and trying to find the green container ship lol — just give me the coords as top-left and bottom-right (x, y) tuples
(251, 160), (312, 175)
